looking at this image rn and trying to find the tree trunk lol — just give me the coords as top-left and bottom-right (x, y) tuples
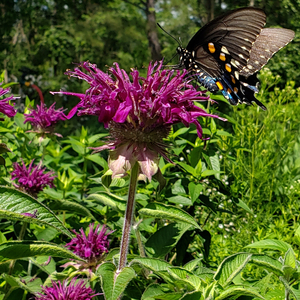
(146, 0), (162, 62)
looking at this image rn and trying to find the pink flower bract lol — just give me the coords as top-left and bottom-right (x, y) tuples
(66, 223), (111, 264)
(35, 278), (98, 300)
(52, 61), (226, 179)
(0, 85), (17, 118)
(24, 102), (66, 136)
(11, 159), (55, 196)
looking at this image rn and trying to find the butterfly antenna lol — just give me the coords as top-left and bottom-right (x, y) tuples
(157, 23), (182, 46)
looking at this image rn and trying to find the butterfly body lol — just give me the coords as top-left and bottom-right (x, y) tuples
(175, 7), (295, 110)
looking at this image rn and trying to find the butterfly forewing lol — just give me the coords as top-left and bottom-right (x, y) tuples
(187, 7), (266, 76)
(240, 28), (295, 76)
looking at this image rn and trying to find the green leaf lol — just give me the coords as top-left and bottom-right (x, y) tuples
(213, 253), (252, 288)
(279, 276), (300, 300)
(188, 183), (203, 204)
(87, 193), (126, 211)
(86, 154), (108, 169)
(145, 223), (192, 258)
(215, 286), (264, 300)
(201, 170), (223, 177)
(245, 239), (292, 252)
(167, 267), (201, 290)
(48, 199), (95, 219)
(97, 262), (135, 300)
(167, 195), (192, 206)
(139, 203), (201, 230)
(142, 284), (183, 300)
(130, 257), (171, 272)
(3, 274), (43, 294)
(0, 186), (72, 237)
(179, 291), (203, 300)
(88, 133), (108, 144)
(284, 248), (296, 269)
(235, 198), (253, 214)
(0, 241), (84, 263)
(177, 162), (197, 177)
(250, 254), (284, 276)
(209, 154), (220, 179)
(183, 258), (203, 272)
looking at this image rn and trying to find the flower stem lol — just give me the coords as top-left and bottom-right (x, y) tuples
(117, 162), (139, 272)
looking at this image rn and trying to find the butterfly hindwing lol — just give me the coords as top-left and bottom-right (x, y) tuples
(175, 7), (295, 110)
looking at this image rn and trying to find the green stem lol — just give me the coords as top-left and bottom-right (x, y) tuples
(117, 162), (139, 272)
(81, 152), (88, 200)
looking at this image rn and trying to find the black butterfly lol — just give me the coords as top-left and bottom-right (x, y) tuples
(174, 7), (295, 110)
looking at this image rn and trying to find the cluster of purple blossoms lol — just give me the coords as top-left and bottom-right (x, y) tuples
(11, 159), (55, 197)
(65, 223), (111, 270)
(24, 102), (66, 137)
(0, 85), (17, 119)
(35, 278), (98, 300)
(52, 61), (225, 179)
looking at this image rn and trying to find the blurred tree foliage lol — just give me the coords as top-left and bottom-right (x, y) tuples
(0, 0), (299, 104)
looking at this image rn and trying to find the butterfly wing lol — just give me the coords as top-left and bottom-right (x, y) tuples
(240, 28), (295, 76)
(187, 7), (266, 78)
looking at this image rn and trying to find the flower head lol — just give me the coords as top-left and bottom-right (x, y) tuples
(0, 84), (17, 118)
(11, 159), (55, 197)
(24, 102), (66, 137)
(65, 223), (111, 268)
(52, 61), (225, 179)
(35, 278), (98, 300)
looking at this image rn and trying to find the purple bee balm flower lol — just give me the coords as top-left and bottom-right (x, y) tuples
(65, 223), (111, 268)
(52, 61), (226, 180)
(35, 278), (99, 300)
(0, 84), (17, 118)
(11, 159), (55, 197)
(24, 102), (66, 137)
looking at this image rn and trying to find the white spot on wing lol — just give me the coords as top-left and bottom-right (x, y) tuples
(221, 46), (230, 54)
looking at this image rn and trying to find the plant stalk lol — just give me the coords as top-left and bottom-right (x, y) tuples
(117, 162), (139, 272)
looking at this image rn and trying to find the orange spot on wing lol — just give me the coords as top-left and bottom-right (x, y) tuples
(216, 81), (223, 90)
(208, 43), (215, 53)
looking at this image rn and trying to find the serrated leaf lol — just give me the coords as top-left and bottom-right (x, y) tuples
(139, 203), (201, 230)
(0, 186), (71, 237)
(0, 241), (84, 263)
(3, 274), (43, 294)
(87, 193), (126, 211)
(284, 248), (296, 269)
(215, 286), (264, 300)
(245, 239), (292, 252)
(130, 257), (171, 272)
(142, 284), (183, 300)
(250, 254), (284, 276)
(168, 267), (201, 290)
(97, 262), (135, 300)
(47, 199), (95, 219)
(183, 258), (203, 272)
(279, 276), (300, 300)
(214, 253), (252, 288)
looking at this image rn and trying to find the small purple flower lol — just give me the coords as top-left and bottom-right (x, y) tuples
(24, 102), (66, 137)
(52, 61), (226, 179)
(11, 159), (55, 197)
(21, 209), (38, 218)
(35, 278), (98, 300)
(66, 223), (111, 267)
(0, 84), (17, 118)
